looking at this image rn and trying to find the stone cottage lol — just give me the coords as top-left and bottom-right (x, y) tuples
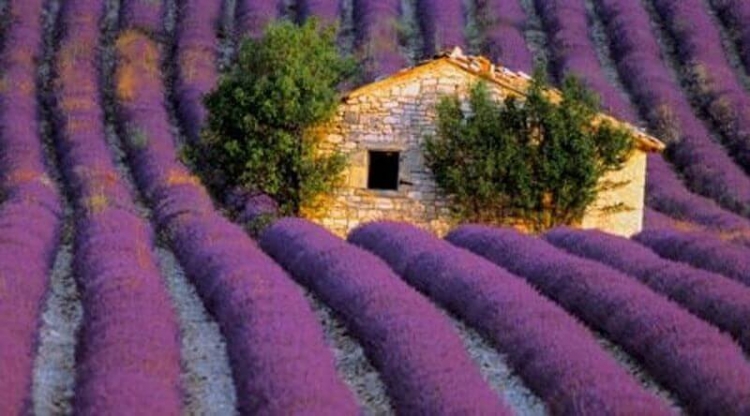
(306, 47), (665, 237)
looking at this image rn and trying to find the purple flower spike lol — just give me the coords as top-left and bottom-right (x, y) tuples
(349, 221), (672, 414)
(449, 225), (750, 415)
(546, 227), (750, 351)
(417, 0), (466, 56)
(353, 0), (407, 80)
(261, 218), (509, 415)
(634, 228), (750, 288)
(114, 23), (359, 413)
(0, 0), (62, 412)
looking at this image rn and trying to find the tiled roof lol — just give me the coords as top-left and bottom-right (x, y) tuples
(345, 47), (666, 153)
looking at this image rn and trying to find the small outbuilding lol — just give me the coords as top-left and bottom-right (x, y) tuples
(306, 47), (665, 237)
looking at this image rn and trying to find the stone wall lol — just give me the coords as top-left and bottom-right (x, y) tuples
(306, 60), (648, 237)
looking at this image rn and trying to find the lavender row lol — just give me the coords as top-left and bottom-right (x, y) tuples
(300, 0), (339, 25)
(349, 221), (671, 414)
(236, 0), (279, 39)
(546, 228), (750, 351)
(173, 0), (221, 142)
(55, 1), (184, 412)
(448, 225), (750, 415)
(709, 0), (750, 72)
(352, 0), (406, 80)
(645, 155), (750, 231)
(261, 218), (508, 414)
(594, 0), (750, 214)
(417, 0), (466, 56)
(534, 0), (638, 121)
(113, 28), (358, 413)
(0, 0), (62, 412)
(528, 0), (750, 232)
(477, 0), (533, 72)
(120, 0), (165, 36)
(650, 0), (750, 174)
(634, 228), (750, 288)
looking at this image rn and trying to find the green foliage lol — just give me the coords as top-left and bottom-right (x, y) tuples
(424, 69), (634, 231)
(188, 19), (356, 215)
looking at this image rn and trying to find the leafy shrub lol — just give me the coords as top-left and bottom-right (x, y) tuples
(424, 71), (633, 231)
(189, 19), (356, 215)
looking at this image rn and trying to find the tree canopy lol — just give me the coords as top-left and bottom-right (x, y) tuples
(424, 70), (634, 231)
(188, 19), (356, 215)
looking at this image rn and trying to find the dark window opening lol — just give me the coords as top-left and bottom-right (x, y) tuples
(367, 151), (400, 190)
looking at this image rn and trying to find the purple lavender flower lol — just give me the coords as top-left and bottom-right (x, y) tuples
(449, 225), (750, 415)
(353, 0), (407, 80)
(417, 0), (466, 56)
(349, 221), (672, 414)
(0, 1), (62, 412)
(546, 227), (750, 351)
(114, 29), (358, 414)
(634, 228), (750, 288)
(261, 218), (509, 414)
(174, 0), (221, 142)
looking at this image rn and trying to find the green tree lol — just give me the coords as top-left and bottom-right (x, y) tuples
(424, 69), (634, 231)
(188, 19), (356, 215)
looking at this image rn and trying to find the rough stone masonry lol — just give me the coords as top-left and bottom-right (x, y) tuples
(305, 48), (664, 237)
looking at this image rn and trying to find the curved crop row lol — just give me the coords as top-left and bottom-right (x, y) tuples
(112, 27), (358, 414)
(634, 228), (750, 287)
(0, 0), (62, 412)
(448, 225), (750, 415)
(507, 0), (750, 233)
(546, 228), (750, 351)
(300, 0), (339, 25)
(476, 0), (533, 72)
(54, 1), (182, 412)
(709, 0), (750, 72)
(120, 0), (165, 36)
(593, 0), (750, 214)
(173, 0), (221, 142)
(650, 0), (750, 174)
(352, 0), (406, 80)
(417, 0), (466, 56)
(236, 0), (279, 39)
(260, 218), (508, 415)
(534, 0), (638, 121)
(645, 155), (750, 231)
(348, 221), (671, 415)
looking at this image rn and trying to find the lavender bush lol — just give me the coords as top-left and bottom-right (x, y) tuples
(523, 0), (750, 233)
(174, 0), (221, 142)
(546, 227), (750, 351)
(120, 0), (166, 36)
(650, 0), (750, 174)
(417, 0), (466, 56)
(349, 221), (672, 415)
(534, 0), (638, 121)
(300, 0), (340, 25)
(645, 155), (750, 232)
(0, 0), (62, 412)
(449, 225), (750, 415)
(236, 0), (279, 39)
(476, 0), (533, 72)
(261, 218), (508, 414)
(709, 0), (750, 72)
(634, 228), (750, 287)
(352, 0), (406, 80)
(113, 28), (358, 413)
(54, 1), (183, 413)
(594, 0), (750, 214)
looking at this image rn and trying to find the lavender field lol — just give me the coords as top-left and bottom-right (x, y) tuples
(2, 0), (750, 414)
